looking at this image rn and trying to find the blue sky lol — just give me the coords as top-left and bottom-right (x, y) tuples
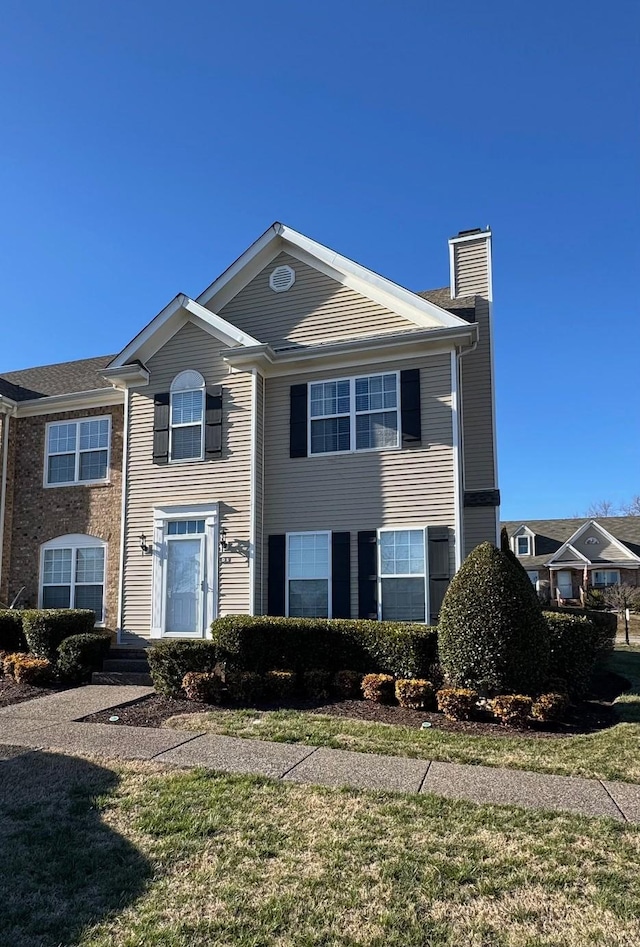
(1, 0), (638, 519)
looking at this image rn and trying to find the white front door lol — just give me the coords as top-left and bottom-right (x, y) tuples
(556, 570), (573, 600)
(164, 535), (204, 634)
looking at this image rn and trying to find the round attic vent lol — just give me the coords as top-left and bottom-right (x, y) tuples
(269, 264), (296, 293)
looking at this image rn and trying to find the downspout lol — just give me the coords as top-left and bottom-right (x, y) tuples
(260, 373), (266, 615)
(249, 369), (258, 615)
(116, 386), (130, 640)
(0, 407), (11, 596)
(452, 340), (477, 569)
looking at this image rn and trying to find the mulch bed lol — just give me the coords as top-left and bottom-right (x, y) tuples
(0, 677), (75, 708)
(82, 669), (627, 740)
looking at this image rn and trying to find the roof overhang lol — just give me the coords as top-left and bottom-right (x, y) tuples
(9, 387), (124, 418)
(0, 395), (18, 416)
(545, 520), (640, 567)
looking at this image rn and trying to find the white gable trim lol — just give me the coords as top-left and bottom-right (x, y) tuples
(197, 222), (469, 331)
(546, 543), (591, 566)
(546, 520), (640, 566)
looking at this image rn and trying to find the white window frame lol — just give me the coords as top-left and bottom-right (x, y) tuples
(516, 535), (531, 556)
(39, 533), (107, 626)
(308, 371), (401, 456)
(592, 569), (620, 588)
(169, 371), (205, 464)
(377, 526), (429, 624)
(285, 530), (332, 619)
(44, 416), (111, 488)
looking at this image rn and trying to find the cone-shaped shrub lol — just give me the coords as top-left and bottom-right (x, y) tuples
(438, 542), (549, 695)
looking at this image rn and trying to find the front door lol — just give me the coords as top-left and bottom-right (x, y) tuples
(163, 521), (206, 635)
(556, 570), (573, 600)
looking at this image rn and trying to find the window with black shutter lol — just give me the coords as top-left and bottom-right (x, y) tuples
(400, 369), (421, 445)
(331, 532), (351, 618)
(205, 386), (222, 457)
(267, 535), (286, 616)
(427, 526), (452, 624)
(153, 392), (170, 465)
(357, 530), (378, 619)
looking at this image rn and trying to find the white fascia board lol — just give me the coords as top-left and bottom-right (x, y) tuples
(513, 524), (535, 537)
(181, 297), (260, 347)
(546, 541), (591, 566)
(196, 224), (282, 308)
(448, 229), (492, 245)
(107, 295), (186, 369)
(101, 363), (150, 388)
(550, 520), (640, 566)
(0, 396), (18, 415)
(15, 387), (124, 417)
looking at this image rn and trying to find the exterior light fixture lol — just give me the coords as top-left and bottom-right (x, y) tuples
(139, 533), (152, 555)
(219, 528), (228, 553)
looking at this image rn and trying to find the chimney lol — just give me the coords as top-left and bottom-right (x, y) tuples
(448, 227), (492, 300)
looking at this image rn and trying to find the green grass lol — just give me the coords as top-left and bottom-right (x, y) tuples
(166, 647), (640, 784)
(2, 752), (640, 946)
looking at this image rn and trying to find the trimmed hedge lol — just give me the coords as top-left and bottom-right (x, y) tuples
(395, 678), (436, 710)
(22, 609), (96, 663)
(362, 673), (395, 703)
(0, 611), (27, 652)
(436, 687), (478, 721)
(56, 633), (111, 683)
(209, 615), (437, 679)
(545, 605), (616, 658)
(489, 694), (532, 727)
(147, 640), (219, 696)
(543, 611), (608, 698)
(12, 655), (53, 686)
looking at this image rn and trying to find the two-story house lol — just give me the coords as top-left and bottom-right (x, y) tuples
(0, 223), (499, 643)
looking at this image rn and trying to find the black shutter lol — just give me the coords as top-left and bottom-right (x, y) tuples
(427, 526), (452, 624)
(268, 535), (286, 616)
(205, 386), (223, 457)
(357, 530), (378, 619)
(153, 392), (170, 465)
(400, 369), (421, 446)
(331, 532), (351, 618)
(290, 384), (308, 458)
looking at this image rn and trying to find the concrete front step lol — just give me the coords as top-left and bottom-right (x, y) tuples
(102, 658), (150, 673)
(92, 671), (153, 686)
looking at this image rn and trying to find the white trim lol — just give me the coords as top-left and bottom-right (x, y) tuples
(43, 415), (112, 488)
(0, 408), (13, 594)
(249, 369), (258, 615)
(39, 533), (107, 626)
(269, 264), (296, 293)
(448, 241), (457, 299)
(15, 387), (124, 418)
(169, 373), (205, 464)
(515, 534), (532, 557)
(546, 520), (640, 566)
(116, 387), (130, 637)
(376, 526), (429, 624)
(307, 370), (400, 457)
(450, 350), (463, 570)
(592, 569), (621, 587)
(526, 569), (540, 590)
(285, 530), (332, 619)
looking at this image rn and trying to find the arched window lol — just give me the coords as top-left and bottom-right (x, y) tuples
(40, 534), (106, 624)
(170, 371), (205, 462)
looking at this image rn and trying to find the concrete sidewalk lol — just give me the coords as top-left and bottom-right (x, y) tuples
(1, 685), (638, 823)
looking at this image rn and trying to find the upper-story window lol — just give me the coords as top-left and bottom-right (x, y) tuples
(45, 417), (110, 486)
(170, 371), (205, 462)
(309, 372), (399, 455)
(516, 535), (531, 556)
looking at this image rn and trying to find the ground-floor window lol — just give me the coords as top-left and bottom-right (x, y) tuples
(526, 570), (539, 587)
(286, 531), (331, 618)
(378, 528), (427, 622)
(592, 569), (620, 588)
(40, 535), (105, 623)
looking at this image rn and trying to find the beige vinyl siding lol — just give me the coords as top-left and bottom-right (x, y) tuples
(254, 372), (264, 615)
(464, 507), (498, 558)
(452, 239), (490, 297)
(574, 525), (639, 563)
(122, 321), (252, 636)
(263, 352), (456, 617)
(218, 251), (416, 347)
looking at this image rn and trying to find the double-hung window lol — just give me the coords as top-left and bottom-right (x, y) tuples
(378, 528), (427, 622)
(40, 535), (106, 623)
(46, 417), (110, 486)
(592, 569), (620, 588)
(516, 535), (531, 556)
(309, 372), (399, 455)
(286, 532), (331, 618)
(170, 371), (205, 462)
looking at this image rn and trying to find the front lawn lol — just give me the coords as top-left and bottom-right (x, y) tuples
(2, 751), (640, 946)
(165, 647), (640, 784)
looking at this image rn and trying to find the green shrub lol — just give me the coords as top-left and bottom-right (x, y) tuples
(531, 692), (569, 723)
(147, 640), (219, 697)
(22, 609), (96, 663)
(265, 670), (298, 699)
(544, 611), (605, 698)
(0, 611), (26, 652)
(226, 671), (265, 705)
(436, 687), (478, 720)
(56, 633), (111, 682)
(489, 694), (532, 727)
(12, 655), (53, 686)
(545, 605), (616, 658)
(333, 670), (363, 699)
(209, 615), (437, 678)
(182, 671), (225, 704)
(395, 678), (436, 710)
(585, 589), (606, 610)
(438, 543), (549, 695)
(302, 669), (332, 700)
(362, 673), (395, 704)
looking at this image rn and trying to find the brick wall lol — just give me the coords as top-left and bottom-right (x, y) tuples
(5, 405), (123, 631)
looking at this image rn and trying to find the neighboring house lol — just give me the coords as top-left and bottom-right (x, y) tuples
(502, 517), (640, 603)
(0, 223), (499, 643)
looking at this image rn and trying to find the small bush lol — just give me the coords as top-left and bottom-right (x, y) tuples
(147, 640), (219, 697)
(0, 611), (27, 652)
(265, 670), (298, 699)
(489, 694), (532, 728)
(302, 669), (332, 700)
(333, 670), (363, 699)
(544, 611), (603, 698)
(1, 651), (22, 678)
(22, 609), (96, 663)
(362, 673), (395, 704)
(436, 687), (478, 721)
(531, 692), (570, 723)
(395, 679), (436, 710)
(226, 671), (265, 705)
(12, 655), (53, 686)
(182, 671), (225, 704)
(56, 633), (111, 682)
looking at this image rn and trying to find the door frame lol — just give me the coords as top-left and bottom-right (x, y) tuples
(162, 532), (206, 636)
(555, 569), (574, 600)
(150, 502), (219, 638)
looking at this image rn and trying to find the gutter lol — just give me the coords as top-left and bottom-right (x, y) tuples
(0, 399), (17, 597)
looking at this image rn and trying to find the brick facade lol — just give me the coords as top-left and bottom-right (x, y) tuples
(4, 405), (123, 631)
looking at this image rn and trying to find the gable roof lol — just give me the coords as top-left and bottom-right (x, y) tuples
(417, 288), (477, 323)
(502, 517), (640, 568)
(0, 355), (116, 402)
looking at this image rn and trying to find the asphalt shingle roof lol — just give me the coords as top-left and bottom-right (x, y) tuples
(417, 287), (477, 323)
(502, 517), (640, 567)
(0, 355), (116, 402)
